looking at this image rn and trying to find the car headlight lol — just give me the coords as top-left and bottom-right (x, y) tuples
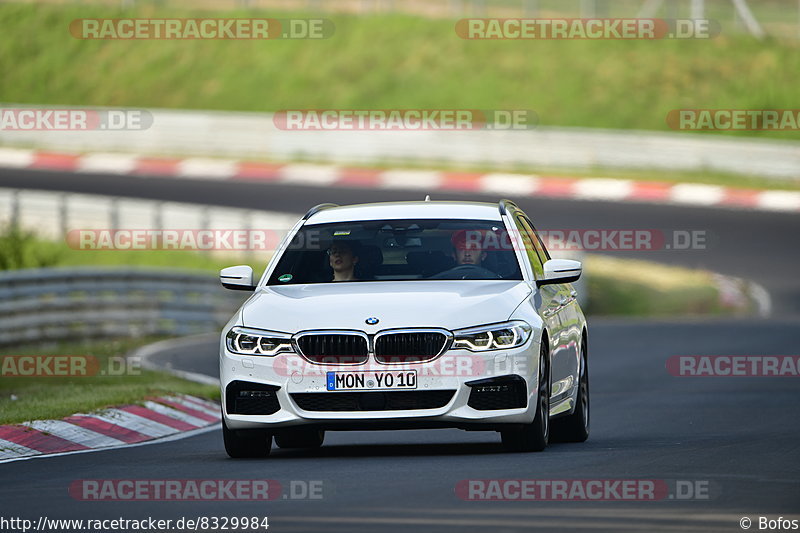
(225, 327), (294, 356)
(452, 321), (532, 352)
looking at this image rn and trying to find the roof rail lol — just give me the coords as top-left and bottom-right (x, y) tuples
(303, 203), (339, 220)
(498, 199), (518, 215)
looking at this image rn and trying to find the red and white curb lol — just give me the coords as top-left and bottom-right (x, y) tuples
(1, 147), (798, 212)
(0, 394), (220, 463)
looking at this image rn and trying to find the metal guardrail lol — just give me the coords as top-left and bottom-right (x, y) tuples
(0, 187), (300, 258)
(0, 268), (247, 346)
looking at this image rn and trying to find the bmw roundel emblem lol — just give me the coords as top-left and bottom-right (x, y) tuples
(365, 317), (380, 325)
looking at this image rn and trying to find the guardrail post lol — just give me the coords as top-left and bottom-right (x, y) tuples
(690, 0), (705, 19)
(59, 192), (69, 237)
(10, 189), (20, 230)
(242, 211), (253, 258)
(154, 201), (163, 231)
(110, 197), (120, 231)
(580, 0), (597, 18)
(200, 206), (211, 255)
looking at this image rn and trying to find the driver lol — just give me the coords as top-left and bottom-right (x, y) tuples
(327, 241), (360, 282)
(451, 229), (488, 267)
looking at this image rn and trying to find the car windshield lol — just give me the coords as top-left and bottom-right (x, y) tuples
(267, 219), (523, 284)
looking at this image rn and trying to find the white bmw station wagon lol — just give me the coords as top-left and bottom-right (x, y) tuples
(219, 200), (589, 457)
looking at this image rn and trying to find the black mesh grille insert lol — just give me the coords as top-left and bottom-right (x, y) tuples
(374, 332), (449, 363)
(226, 381), (281, 415)
(467, 376), (527, 411)
(291, 390), (456, 412)
(296, 334), (369, 364)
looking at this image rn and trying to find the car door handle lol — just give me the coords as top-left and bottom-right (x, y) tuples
(558, 295), (568, 305)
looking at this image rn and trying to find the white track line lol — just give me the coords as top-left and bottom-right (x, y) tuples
(669, 183), (726, 206)
(279, 163), (341, 185)
(0, 439), (42, 460)
(379, 170), (443, 190)
(574, 178), (634, 201)
(88, 409), (180, 438)
(77, 153), (138, 174)
(479, 173), (540, 196)
(164, 396), (221, 419)
(756, 190), (800, 211)
(143, 401), (209, 428)
(178, 158), (238, 179)
(22, 420), (127, 448)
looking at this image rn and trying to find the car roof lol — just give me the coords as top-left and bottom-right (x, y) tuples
(305, 201), (503, 225)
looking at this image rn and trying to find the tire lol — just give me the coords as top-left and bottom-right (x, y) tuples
(275, 428), (325, 449)
(222, 419), (272, 458)
(501, 341), (550, 452)
(551, 338), (590, 443)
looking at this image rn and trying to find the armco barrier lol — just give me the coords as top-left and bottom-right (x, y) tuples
(0, 268), (246, 346)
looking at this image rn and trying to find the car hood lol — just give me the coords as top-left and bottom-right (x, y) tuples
(241, 280), (531, 333)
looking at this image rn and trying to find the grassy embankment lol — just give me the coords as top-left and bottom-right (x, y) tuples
(1, 3), (798, 189)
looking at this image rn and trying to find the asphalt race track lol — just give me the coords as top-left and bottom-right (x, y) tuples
(1, 167), (799, 532)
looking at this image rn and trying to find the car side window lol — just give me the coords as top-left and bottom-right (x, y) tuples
(514, 215), (544, 279)
(522, 215), (551, 263)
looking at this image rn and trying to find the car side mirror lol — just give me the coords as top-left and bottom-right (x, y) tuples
(537, 259), (582, 287)
(220, 265), (256, 291)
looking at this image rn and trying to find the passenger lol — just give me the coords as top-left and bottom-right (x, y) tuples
(327, 241), (360, 282)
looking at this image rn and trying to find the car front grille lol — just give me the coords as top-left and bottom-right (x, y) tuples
(374, 331), (450, 363)
(290, 390), (456, 412)
(295, 333), (369, 365)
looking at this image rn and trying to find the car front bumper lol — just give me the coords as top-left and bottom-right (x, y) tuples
(220, 339), (542, 431)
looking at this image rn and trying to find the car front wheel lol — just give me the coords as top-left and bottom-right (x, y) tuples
(501, 341), (550, 452)
(222, 419), (272, 458)
(551, 339), (590, 443)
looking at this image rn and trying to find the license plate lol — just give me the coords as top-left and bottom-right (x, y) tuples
(326, 370), (417, 391)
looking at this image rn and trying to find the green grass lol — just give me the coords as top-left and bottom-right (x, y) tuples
(0, 225), (255, 272)
(583, 255), (755, 316)
(1, 2), (798, 140)
(0, 337), (219, 425)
